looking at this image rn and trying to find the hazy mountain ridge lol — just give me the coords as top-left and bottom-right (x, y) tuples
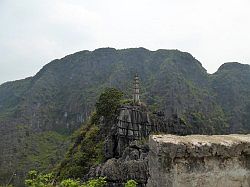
(210, 62), (250, 132)
(0, 48), (249, 185)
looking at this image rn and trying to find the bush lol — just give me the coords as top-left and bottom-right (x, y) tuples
(25, 170), (107, 187)
(82, 177), (107, 187)
(25, 170), (54, 187)
(60, 179), (81, 187)
(125, 179), (138, 187)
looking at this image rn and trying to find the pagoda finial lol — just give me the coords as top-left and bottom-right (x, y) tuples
(133, 74), (140, 104)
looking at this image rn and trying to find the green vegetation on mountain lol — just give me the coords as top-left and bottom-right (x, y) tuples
(210, 62), (250, 133)
(57, 124), (103, 180)
(57, 88), (124, 180)
(0, 48), (249, 186)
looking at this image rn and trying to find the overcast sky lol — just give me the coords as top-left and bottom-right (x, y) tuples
(1, 0), (250, 84)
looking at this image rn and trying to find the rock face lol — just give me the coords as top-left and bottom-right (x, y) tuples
(113, 105), (152, 157)
(88, 144), (149, 187)
(147, 134), (250, 187)
(86, 105), (225, 186)
(88, 105), (151, 186)
(58, 103), (194, 186)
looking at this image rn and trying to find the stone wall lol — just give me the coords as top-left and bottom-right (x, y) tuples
(147, 134), (250, 187)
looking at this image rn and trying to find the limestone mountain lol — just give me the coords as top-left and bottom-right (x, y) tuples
(0, 48), (249, 186)
(210, 62), (250, 133)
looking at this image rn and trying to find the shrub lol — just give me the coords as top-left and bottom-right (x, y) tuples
(82, 177), (107, 187)
(25, 170), (54, 187)
(125, 179), (138, 187)
(60, 179), (81, 187)
(25, 170), (107, 187)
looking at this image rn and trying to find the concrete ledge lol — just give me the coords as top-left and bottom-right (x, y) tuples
(147, 134), (250, 187)
(150, 134), (250, 158)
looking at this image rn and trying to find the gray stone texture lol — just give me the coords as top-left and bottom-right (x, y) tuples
(147, 134), (250, 187)
(87, 105), (151, 186)
(87, 142), (149, 187)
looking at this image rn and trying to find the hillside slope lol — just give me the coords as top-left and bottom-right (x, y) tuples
(0, 48), (249, 185)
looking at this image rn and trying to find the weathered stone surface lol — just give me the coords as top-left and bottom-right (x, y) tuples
(85, 105), (151, 186)
(89, 105), (208, 186)
(87, 142), (149, 187)
(115, 105), (152, 157)
(102, 105), (152, 160)
(147, 134), (250, 187)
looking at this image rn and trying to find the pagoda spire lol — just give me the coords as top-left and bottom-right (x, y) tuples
(133, 74), (140, 104)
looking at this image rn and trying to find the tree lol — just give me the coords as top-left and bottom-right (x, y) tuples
(95, 88), (123, 119)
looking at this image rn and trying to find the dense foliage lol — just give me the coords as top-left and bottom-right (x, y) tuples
(25, 170), (54, 187)
(25, 170), (107, 187)
(57, 124), (103, 180)
(95, 87), (124, 119)
(57, 88), (123, 180)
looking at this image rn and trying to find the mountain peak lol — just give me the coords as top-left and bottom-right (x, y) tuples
(93, 47), (117, 53)
(217, 62), (250, 72)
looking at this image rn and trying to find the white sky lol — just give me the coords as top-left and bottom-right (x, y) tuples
(1, 0), (250, 84)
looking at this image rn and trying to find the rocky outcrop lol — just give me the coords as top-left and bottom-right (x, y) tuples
(86, 105), (207, 186)
(87, 105), (151, 186)
(151, 114), (191, 135)
(147, 134), (250, 187)
(112, 105), (152, 157)
(88, 142), (149, 186)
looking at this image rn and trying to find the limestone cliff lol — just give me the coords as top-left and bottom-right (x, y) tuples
(83, 104), (194, 186)
(85, 105), (151, 186)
